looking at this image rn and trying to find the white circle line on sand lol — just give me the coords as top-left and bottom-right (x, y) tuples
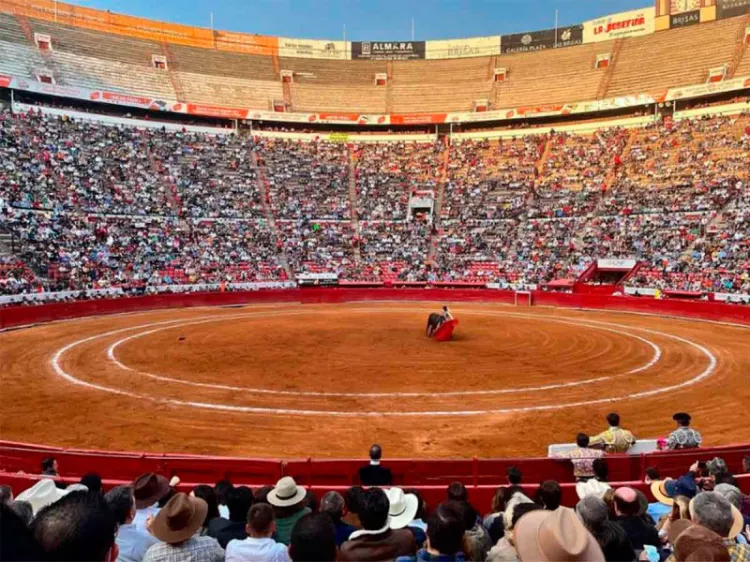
(48, 307), (717, 415)
(104, 309), (662, 397)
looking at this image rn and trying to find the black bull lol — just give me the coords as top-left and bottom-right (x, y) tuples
(426, 313), (444, 336)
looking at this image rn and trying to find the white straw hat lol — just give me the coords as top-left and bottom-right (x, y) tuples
(387, 488), (418, 529)
(16, 479), (83, 515)
(267, 477), (307, 507)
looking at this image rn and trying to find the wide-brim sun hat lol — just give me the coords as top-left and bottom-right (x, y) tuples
(387, 487), (418, 529)
(267, 476), (307, 507)
(514, 506), (605, 562)
(16, 479), (78, 515)
(150, 493), (208, 544)
(132, 472), (171, 509)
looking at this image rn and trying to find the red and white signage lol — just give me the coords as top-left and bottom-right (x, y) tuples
(583, 7), (656, 43)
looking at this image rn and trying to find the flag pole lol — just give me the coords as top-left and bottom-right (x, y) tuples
(554, 9), (559, 47)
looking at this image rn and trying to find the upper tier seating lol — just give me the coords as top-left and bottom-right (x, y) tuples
(390, 57), (493, 113)
(1, 13), (748, 114)
(607, 17), (743, 98)
(493, 41), (615, 107)
(26, 18), (175, 99)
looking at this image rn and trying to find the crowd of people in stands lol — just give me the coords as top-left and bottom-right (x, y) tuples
(1, 413), (749, 562)
(1, 107), (748, 297)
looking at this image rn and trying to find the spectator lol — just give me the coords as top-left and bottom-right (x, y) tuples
(288, 513), (337, 562)
(714, 484), (750, 528)
(267, 477), (311, 546)
(359, 444), (393, 486)
(589, 413), (637, 453)
(105, 484), (158, 562)
(0, 485), (12, 505)
(254, 486), (273, 505)
(16, 478), (75, 516)
(645, 467), (661, 484)
(447, 482), (468, 503)
(388, 488), (421, 546)
(32, 490), (117, 562)
(225, 503), (288, 562)
(320, 491), (356, 546)
(486, 494), (541, 562)
(673, 524), (731, 562)
(132, 473), (170, 530)
(0, 503), (44, 561)
(690, 492), (747, 560)
(667, 413), (702, 449)
(143, 493), (224, 562)
(554, 433), (604, 480)
(304, 490), (318, 515)
(80, 472), (103, 494)
(215, 480), (234, 519)
(208, 486), (253, 548)
(399, 501), (467, 562)
(191, 485), (221, 535)
(404, 489), (428, 547)
(342, 486), (364, 529)
(458, 500), (492, 561)
(339, 487), (416, 561)
(535, 480), (562, 511)
(41, 456), (58, 477)
(576, 495), (635, 562)
(613, 487), (660, 550)
(507, 467), (522, 486)
(7, 500), (32, 527)
(514, 506), (605, 561)
(743, 457), (750, 475)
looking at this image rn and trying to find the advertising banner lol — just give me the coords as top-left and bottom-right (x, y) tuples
(670, 10), (701, 27)
(716, 0), (750, 18)
(425, 35), (501, 59)
(351, 41), (426, 60)
(664, 75), (750, 101)
(501, 26), (582, 53)
(213, 31), (278, 55)
(583, 7), (656, 42)
(670, 0), (701, 14)
(278, 37), (349, 59)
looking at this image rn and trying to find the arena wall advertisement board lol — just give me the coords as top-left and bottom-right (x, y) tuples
(583, 7), (656, 42)
(670, 10), (701, 27)
(425, 35), (501, 59)
(351, 41), (426, 60)
(500, 26), (583, 53)
(278, 38), (349, 59)
(3, 72), (749, 127)
(716, 0), (750, 18)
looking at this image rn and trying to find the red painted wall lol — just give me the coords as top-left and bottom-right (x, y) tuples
(2, 287), (749, 331)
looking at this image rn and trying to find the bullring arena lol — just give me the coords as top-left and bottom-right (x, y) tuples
(2, 291), (749, 460)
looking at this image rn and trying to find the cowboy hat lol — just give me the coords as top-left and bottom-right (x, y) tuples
(16, 479), (78, 515)
(689, 495), (744, 539)
(514, 507), (605, 562)
(387, 488), (418, 530)
(132, 473), (170, 510)
(576, 479), (611, 500)
(150, 493), (207, 544)
(651, 476), (697, 506)
(267, 477), (306, 508)
(667, 518), (694, 546)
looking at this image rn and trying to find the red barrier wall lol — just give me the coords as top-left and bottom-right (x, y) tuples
(2, 440), (748, 489)
(2, 287), (749, 331)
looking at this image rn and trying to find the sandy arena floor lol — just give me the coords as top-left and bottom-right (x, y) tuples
(1, 302), (748, 458)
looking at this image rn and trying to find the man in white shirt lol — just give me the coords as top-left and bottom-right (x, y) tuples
(226, 503), (289, 562)
(105, 485), (159, 562)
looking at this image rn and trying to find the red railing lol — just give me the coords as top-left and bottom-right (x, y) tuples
(1, 441), (748, 511)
